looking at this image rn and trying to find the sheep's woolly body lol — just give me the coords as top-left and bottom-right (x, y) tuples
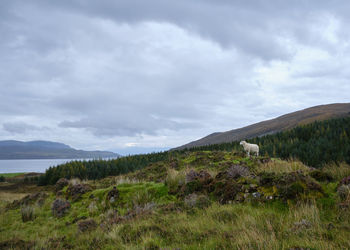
(240, 141), (259, 157)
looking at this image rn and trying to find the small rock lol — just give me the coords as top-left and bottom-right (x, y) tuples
(252, 192), (261, 198)
(77, 219), (97, 233)
(292, 219), (312, 231)
(106, 186), (119, 203)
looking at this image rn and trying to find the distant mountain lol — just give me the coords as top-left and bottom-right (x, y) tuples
(174, 103), (350, 150)
(0, 140), (119, 159)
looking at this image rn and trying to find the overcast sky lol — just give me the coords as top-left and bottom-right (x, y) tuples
(1, 1), (350, 154)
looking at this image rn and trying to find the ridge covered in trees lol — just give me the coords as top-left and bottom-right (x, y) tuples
(185, 117), (350, 167)
(38, 151), (172, 185)
(39, 117), (350, 184)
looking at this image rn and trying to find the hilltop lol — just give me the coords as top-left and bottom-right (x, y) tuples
(175, 103), (350, 150)
(0, 140), (119, 159)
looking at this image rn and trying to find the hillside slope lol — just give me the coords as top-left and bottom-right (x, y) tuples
(175, 103), (350, 150)
(0, 140), (119, 159)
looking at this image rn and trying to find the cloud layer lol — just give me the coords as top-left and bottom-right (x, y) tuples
(1, 1), (350, 153)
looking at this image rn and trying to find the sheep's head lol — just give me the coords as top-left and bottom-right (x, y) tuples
(240, 141), (246, 145)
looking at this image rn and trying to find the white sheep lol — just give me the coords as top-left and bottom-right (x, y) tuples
(240, 141), (259, 157)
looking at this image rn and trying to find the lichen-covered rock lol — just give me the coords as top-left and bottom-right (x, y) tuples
(66, 184), (92, 202)
(77, 219), (97, 232)
(106, 186), (119, 203)
(52, 199), (71, 218)
(55, 178), (69, 192)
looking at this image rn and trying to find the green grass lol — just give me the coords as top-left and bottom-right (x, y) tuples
(0, 172), (26, 177)
(1, 151), (350, 249)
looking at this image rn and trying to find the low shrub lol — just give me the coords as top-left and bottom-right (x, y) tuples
(21, 206), (35, 222)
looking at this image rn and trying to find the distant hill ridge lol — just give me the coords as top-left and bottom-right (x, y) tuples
(0, 140), (119, 159)
(174, 103), (350, 150)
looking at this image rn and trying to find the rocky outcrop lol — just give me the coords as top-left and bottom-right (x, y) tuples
(6, 192), (48, 210)
(66, 184), (92, 202)
(52, 199), (71, 218)
(55, 178), (69, 192)
(106, 186), (119, 204)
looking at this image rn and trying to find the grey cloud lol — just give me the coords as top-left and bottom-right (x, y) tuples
(6, 0), (347, 61)
(1, 1), (350, 152)
(2, 122), (44, 134)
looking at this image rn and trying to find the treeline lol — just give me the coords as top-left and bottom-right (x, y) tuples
(39, 117), (350, 185)
(184, 117), (350, 168)
(38, 151), (172, 185)
(252, 117), (350, 167)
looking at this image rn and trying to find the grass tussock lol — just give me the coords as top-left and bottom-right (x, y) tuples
(322, 162), (350, 181)
(258, 158), (311, 174)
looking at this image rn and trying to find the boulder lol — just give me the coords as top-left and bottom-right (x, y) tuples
(106, 186), (119, 203)
(52, 199), (71, 218)
(66, 184), (92, 202)
(55, 178), (69, 192)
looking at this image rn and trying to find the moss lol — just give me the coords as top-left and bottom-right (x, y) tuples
(258, 186), (278, 197)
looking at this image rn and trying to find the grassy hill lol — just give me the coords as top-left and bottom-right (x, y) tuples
(1, 117), (350, 248)
(175, 103), (350, 150)
(36, 116), (350, 188)
(1, 150), (350, 249)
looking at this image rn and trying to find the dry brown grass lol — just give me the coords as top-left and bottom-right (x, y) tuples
(322, 162), (350, 181)
(257, 158), (311, 174)
(0, 192), (28, 202)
